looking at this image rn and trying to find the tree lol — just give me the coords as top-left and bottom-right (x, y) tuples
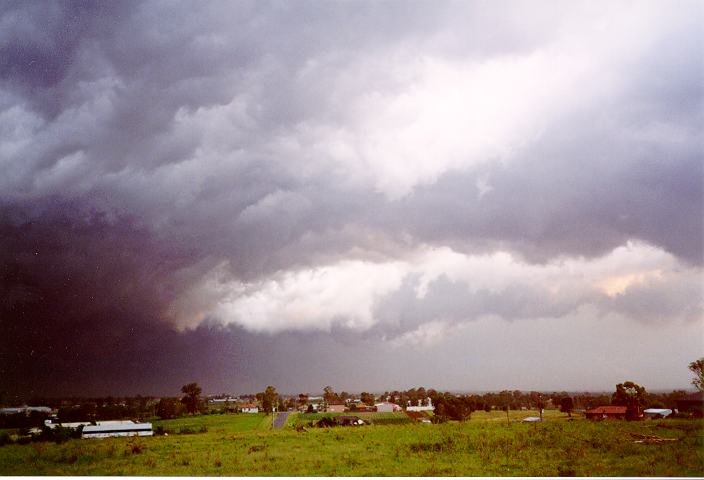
(612, 381), (647, 420)
(689, 358), (704, 392)
(157, 398), (184, 419)
(560, 397), (574, 417)
(323, 386), (337, 404)
(260, 386), (278, 414)
(360, 392), (375, 406)
(180, 383), (202, 414)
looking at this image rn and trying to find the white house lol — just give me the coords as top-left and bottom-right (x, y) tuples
(240, 404), (259, 413)
(375, 402), (402, 413)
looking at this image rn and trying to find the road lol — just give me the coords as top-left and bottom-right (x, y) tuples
(273, 411), (290, 429)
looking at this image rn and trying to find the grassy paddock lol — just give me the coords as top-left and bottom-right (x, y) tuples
(0, 413), (701, 476)
(153, 413), (271, 435)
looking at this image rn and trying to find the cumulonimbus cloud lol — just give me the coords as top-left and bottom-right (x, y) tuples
(1, 1), (701, 396)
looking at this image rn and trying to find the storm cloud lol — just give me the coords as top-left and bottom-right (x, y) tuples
(1, 0), (702, 398)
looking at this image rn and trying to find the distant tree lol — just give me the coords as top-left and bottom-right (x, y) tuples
(584, 394), (611, 410)
(260, 386), (278, 414)
(306, 404), (315, 413)
(452, 396), (472, 421)
(612, 381), (647, 419)
(323, 386), (337, 404)
(360, 392), (375, 406)
(298, 393), (309, 407)
(663, 390), (688, 410)
(689, 358), (704, 392)
(156, 398), (184, 419)
(180, 382), (202, 414)
(560, 397), (574, 417)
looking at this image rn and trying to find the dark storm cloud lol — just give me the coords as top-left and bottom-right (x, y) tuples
(1, 1), (701, 397)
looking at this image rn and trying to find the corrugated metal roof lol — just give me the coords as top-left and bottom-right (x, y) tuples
(83, 422), (152, 433)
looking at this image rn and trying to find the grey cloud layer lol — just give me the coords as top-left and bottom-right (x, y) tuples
(1, 1), (701, 396)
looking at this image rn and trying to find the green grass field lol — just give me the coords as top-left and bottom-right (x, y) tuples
(0, 412), (701, 476)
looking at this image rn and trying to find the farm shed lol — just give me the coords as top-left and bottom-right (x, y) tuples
(209, 397), (237, 403)
(643, 408), (673, 418)
(585, 406), (627, 420)
(0, 406), (52, 415)
(375, 402), (402, 413)
(44, 420), (91, 429)
(82, 421), (153, 439)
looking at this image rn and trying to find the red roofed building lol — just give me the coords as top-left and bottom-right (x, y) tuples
(585, 406), (627, 420)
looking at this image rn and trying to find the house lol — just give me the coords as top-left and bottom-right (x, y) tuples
(326, 403), (346, 413)
(643, 408), (673, 418)
(375, 402), (402, 413)
(240, 404), (259, 413)
(676, 392), (703, 416)
(585, 406), (627, 420)
(82, 420), (153, 439)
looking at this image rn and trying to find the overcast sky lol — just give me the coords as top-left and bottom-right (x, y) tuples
(1, 0), (702, 400)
